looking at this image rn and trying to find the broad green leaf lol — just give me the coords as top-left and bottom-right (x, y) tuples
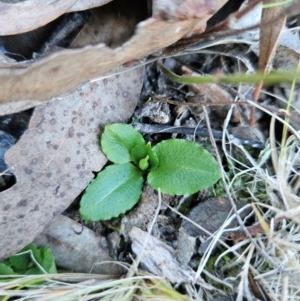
(148, 139), (220, 195)
(0, 263), (16, 275)
(131, 142), (159, 170)
(80, 163), (144, 221)
(101, 123), (145, 164)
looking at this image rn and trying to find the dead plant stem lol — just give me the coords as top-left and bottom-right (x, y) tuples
(202, 106), (290, 276)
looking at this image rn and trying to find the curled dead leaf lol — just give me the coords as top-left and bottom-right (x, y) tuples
(152, 0), (219, 21)
(0, 0), (113, 35)
(0, 0), (228, 115)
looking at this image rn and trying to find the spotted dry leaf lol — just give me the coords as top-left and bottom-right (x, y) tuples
(0, 64), (143, 260)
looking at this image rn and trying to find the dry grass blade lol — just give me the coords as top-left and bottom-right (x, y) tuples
(0, 272), (192, 301)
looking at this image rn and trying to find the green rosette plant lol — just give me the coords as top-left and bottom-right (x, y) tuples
(80, 123), (220, 221)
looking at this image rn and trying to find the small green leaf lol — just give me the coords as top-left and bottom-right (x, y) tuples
(25, 267), (44, 275)
(131, 142), (159, 170)
(101, 123), (145, 164)
(24, 243), (42, 265)
(0, 263), (16, 275)
(0, 244), (57, 275)
(2, 259), (11, 266)
(9, 253), (30, 271)
(148, 139), (220, 195)
(139, 155), (149, 170)
(131, 144), (147, 163)
(6, 243), (57, 275)
(40, 247), (57, 274)
(9, 243), (43, 273)
(80, 163), (144, 221)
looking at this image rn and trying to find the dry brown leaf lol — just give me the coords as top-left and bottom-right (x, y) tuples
(0, 51), (19, 66)
(152, 0), (218, 21)
(258, 1), (286, 71)
(250, 0), (286, 126)
(0, 1), (228, 115)
(0, 101), (44, 116)
(0, 0), (113, 35)
(69, 0), (112, 12)
(0, 64), (143, 260)
(35, 215), (125, 275)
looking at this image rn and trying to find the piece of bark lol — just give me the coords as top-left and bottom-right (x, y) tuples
(129, 226), (206, 285)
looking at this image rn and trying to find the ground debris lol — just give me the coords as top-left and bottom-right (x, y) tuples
(180, 197), (247, 255)
(35, 215), (125, 275)
(121, 184), (170, 241)
(129, 226), (211, 288)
